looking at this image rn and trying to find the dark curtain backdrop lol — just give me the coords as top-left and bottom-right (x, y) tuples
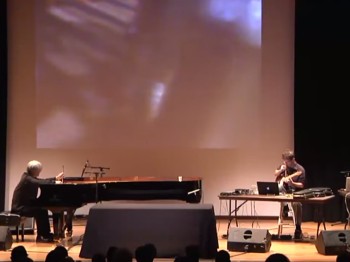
(295, 0), (350, 222)
(0, 0), (7, 212)
(0, 1), (7, 211)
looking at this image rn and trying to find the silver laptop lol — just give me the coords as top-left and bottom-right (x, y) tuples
(257, 181), (280, 195)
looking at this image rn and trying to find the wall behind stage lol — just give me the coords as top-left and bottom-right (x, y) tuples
(6, 0), (295, 216)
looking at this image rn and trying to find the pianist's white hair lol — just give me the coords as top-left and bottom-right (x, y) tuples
(26, 160), (43, 173)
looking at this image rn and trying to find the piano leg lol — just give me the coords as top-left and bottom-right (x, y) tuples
(64, 209), (75, 237)
(52, 212), (65, 239)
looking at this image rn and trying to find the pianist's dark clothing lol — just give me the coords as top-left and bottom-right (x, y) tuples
(11, 172), (55, 237)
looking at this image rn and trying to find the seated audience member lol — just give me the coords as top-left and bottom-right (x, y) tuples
(54, 246), (68, 258)
(135, 244), (157, 262)
(11, 245), (29, 262)
(111, 248), (133, 262)
(144, 243), (157, 261)
(92, 253), (106, 262)
(11, 160), (64, 242)
(45, 250), (60, 262)
(215, 250), (230, 262)
(336, 251), (350, 262)
(106, 246), (118, 262)
(185, 245), (199, 262)
(265, 253), (290, 262)
(60, 256), (75, 262)
(174, 256), (190, 262)
(45, 246), (68, 262)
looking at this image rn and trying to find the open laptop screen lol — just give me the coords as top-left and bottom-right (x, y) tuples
(257, 181), (280, 195)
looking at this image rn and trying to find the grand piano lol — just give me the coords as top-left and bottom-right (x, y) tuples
(35, 176), (202, 238)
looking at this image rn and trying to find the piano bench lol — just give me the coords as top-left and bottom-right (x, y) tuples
(15, 217), (29, 242)
(0, 212), (28, 242)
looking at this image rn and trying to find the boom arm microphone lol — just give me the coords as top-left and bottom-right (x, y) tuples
(88, 166), (110, 170)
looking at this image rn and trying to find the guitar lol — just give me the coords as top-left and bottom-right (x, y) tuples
(275, 169), (303, 190)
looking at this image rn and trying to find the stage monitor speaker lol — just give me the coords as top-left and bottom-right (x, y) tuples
(0, 226), (13, 251)
(315, 230), (350, 255)
(227, 228), (271, 253)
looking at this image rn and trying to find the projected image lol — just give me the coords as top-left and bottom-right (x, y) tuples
(36, 0), (262, 148)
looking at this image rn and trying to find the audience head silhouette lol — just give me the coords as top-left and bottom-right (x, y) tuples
(185, 245), (199, 262)
(135, 244), (157, 262)
(44, 245), (69, 262)
(144, 243), (157, 260)
(54, 246), (68, 259)
(336, 251), (350, 262)
(11, 245), (28, 262)
(265, 253), (290, 262)
(92, 253), (106, 262)
(174, 256), (191, 262)
(106, 246), (118, 262)
(215, 250), (230, 262)
(111, 248), (132, 262)
(59, 256), (75, 262)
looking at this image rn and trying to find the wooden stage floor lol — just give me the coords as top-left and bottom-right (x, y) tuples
(0, 217), (347, 262)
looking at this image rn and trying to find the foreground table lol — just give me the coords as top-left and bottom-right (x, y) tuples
(80, 203), (218, 258)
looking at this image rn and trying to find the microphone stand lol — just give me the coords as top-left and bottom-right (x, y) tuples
(90, 167), (109, 204)
(81, 166), (86, 178)
(81, 160), (90, 178)
(93, 172), (100, 204)
(94, 168), (107, 203)
(81, 162), (110, 204)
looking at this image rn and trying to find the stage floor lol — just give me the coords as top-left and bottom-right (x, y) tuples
(0, 217), (347, 262)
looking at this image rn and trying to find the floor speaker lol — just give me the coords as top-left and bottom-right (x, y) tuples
(227, 228), (271, 253)
(0, 226), (13, 251)
(315, 230), (350, 255)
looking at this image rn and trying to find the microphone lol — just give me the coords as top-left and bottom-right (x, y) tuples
(280, 164), (286, 173)
(81, 160), (89, 178)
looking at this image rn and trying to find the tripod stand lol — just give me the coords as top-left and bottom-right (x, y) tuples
(331, 171), (350, 227)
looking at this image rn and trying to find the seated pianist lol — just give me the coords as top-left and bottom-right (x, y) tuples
(11, 160), (64, 243)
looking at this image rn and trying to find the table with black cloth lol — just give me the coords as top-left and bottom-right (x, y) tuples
(79, 203), (218, 259)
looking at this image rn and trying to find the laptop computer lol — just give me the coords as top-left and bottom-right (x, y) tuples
(257, 181), (280, 195)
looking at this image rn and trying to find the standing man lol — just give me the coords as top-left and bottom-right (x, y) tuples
(274, 150), (306, 239)
(11, 160), (64, 242)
